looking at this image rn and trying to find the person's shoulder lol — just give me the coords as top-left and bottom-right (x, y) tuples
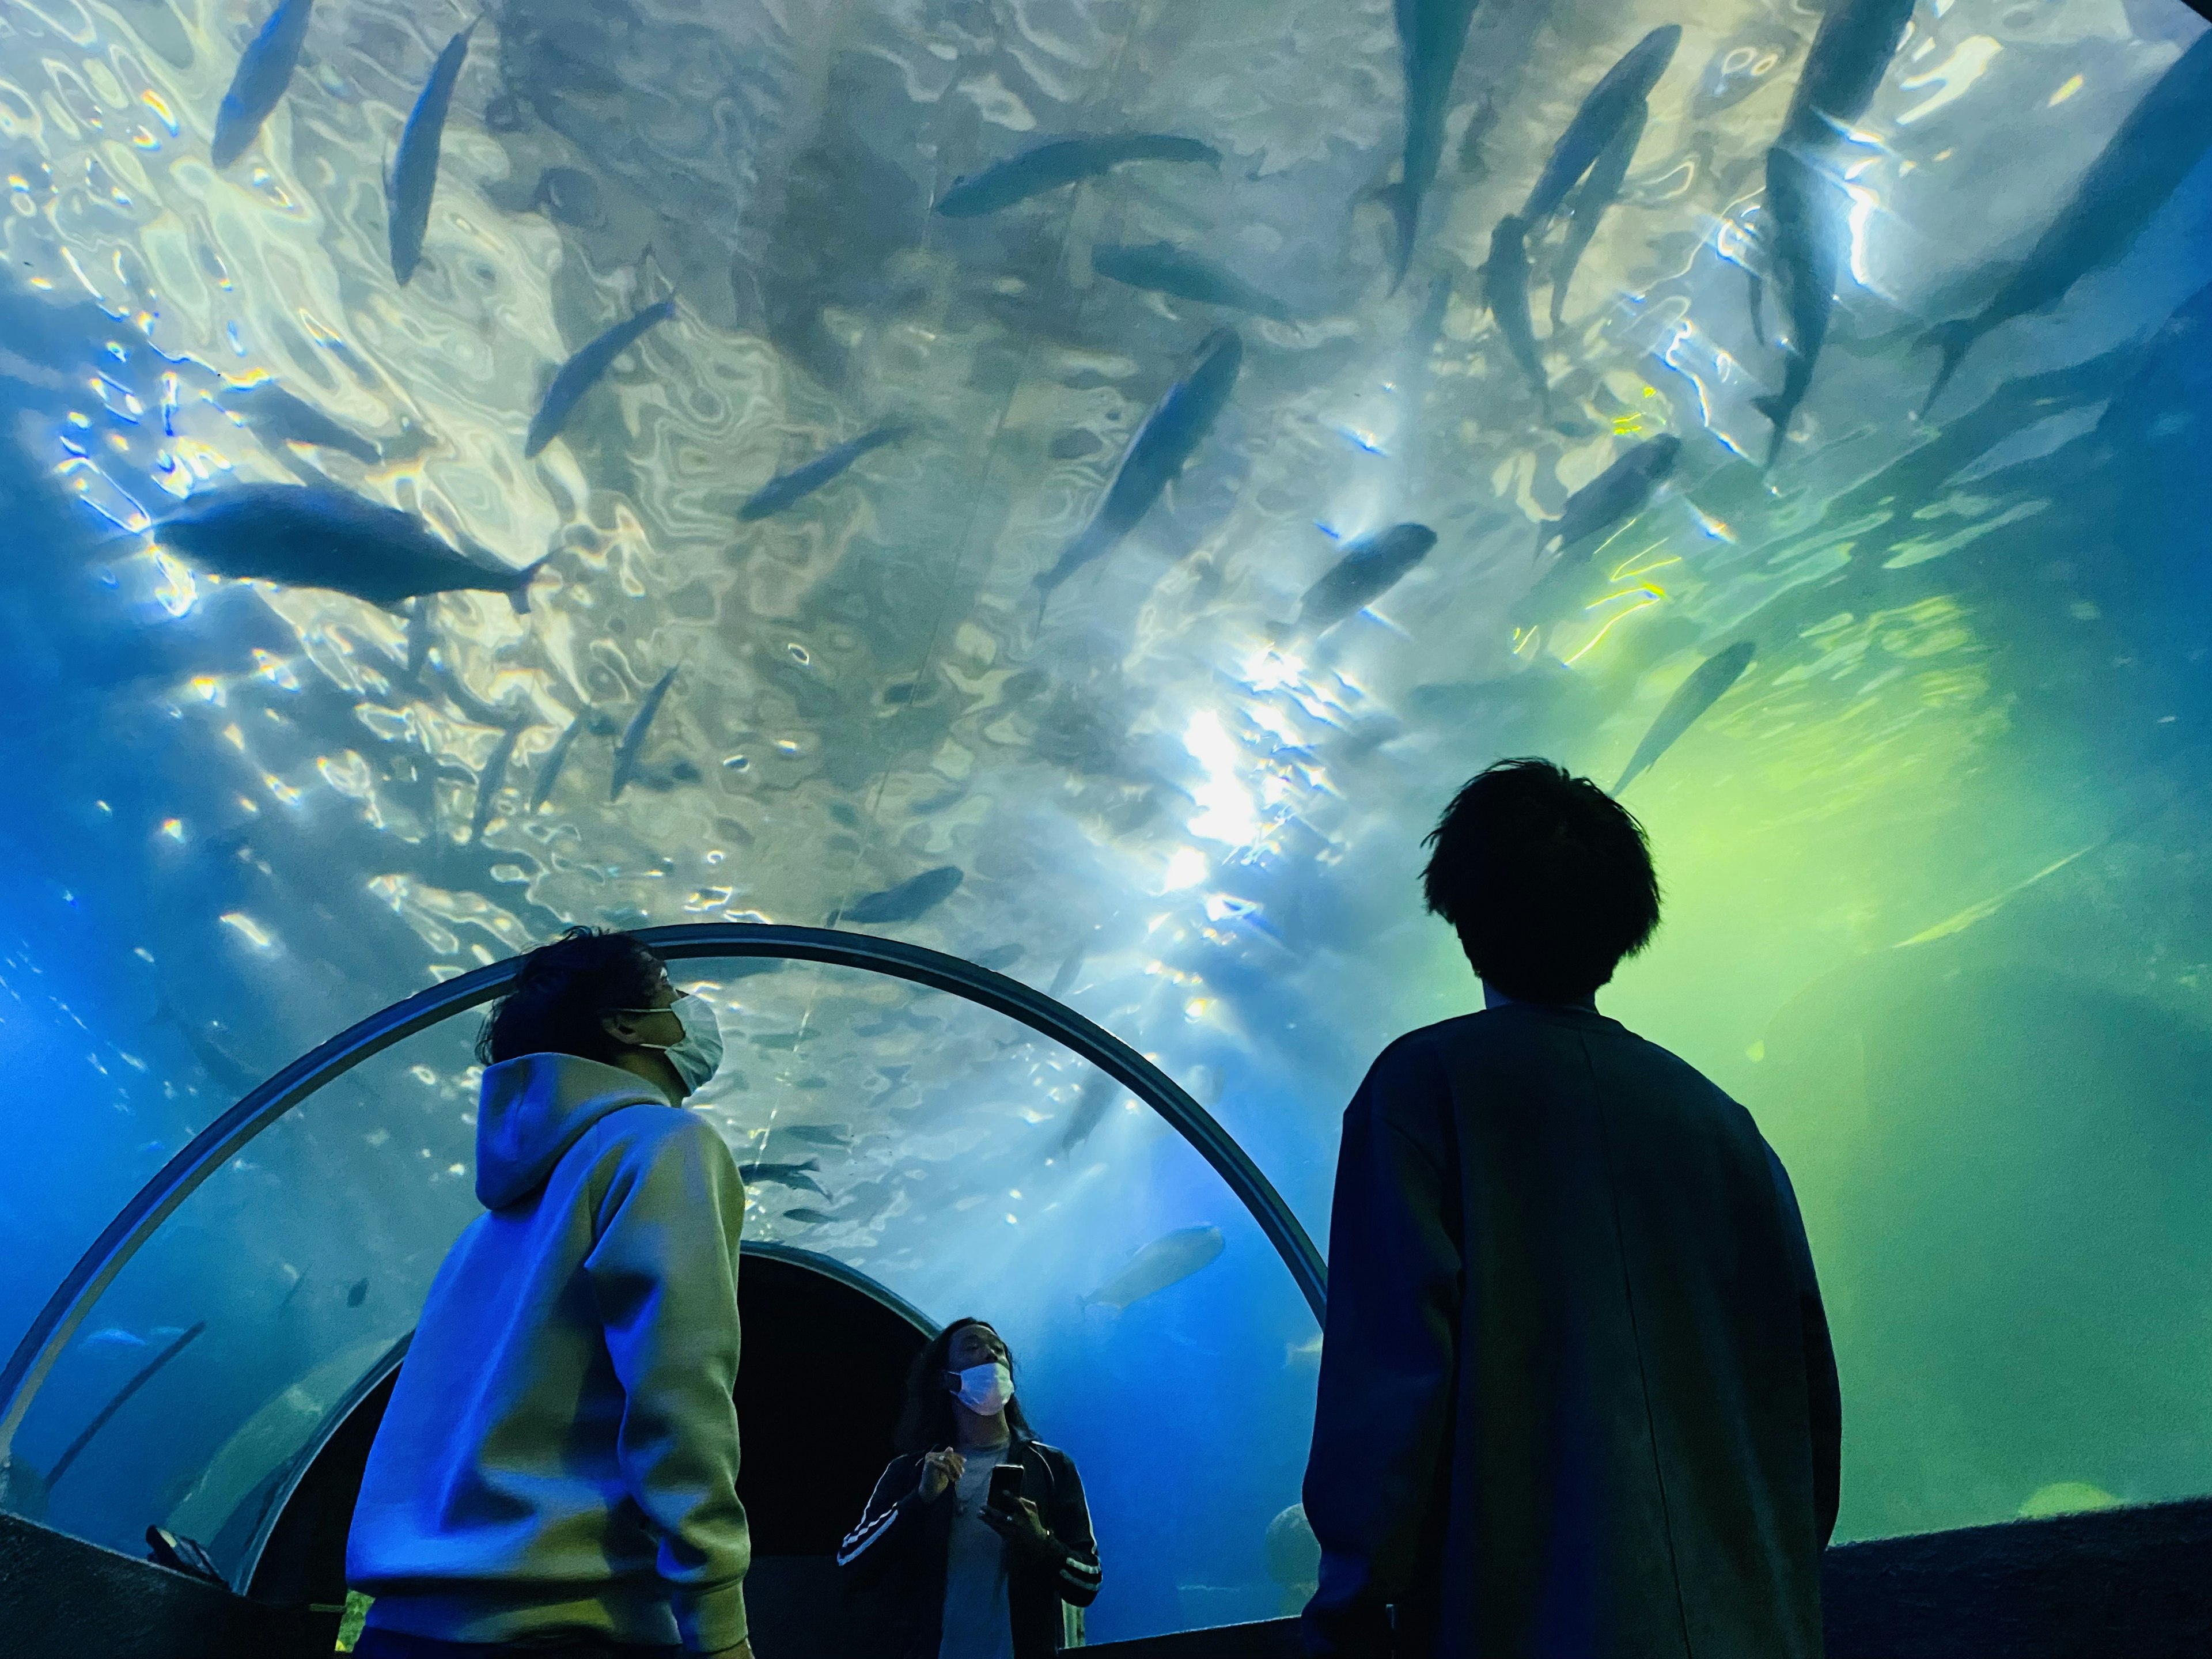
(1018, 1438), (1082, 1475)
(1369, 1012), (1488, 1073)
(593, 1101), (737, 1168)
(1598, 1022), (1753, 1118)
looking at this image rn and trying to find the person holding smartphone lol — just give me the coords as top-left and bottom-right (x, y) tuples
(838, 1319), (1101, 1657)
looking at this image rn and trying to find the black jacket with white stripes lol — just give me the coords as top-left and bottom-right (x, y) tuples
(838, 1434), (1103, 1658)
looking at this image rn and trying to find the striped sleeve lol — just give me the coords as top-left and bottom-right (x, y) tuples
(838, 1456), (922, 1585)
(1042, 1448), (1103, 1608)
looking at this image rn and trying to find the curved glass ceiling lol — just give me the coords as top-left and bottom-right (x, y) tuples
(1, 0), (2209, 1582)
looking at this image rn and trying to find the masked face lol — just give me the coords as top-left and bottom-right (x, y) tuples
(609, 991), (725, 1095)
(948, 1361), (1015, 1416)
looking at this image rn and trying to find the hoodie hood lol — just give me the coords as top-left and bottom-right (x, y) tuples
(476, 1052), (673, 1208)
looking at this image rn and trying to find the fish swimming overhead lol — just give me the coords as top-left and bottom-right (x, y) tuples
(528, 706), (590, 812)
(935, 134), (1220, 216)
(156, 484), (546, 612)
(1919, 29), (2212, 416)
(1775, 0), (1915, 152)
(1548, 99), (1646, 332)
(1084, 1224), (1225, 1310)
(840, 865), (964, 926)
(609, 669), (678, 802)
(1384, 0), (1482, 290)
(1613, 640), (1755, 794)
(738, 424), (911, 521)
(1535, 433), (1681, 560)
(406, 598), (435, 680)
(524, 298), (678, 458)
(1059, 1073), (1123, 1156)
(468, 722), (525, 845)
(1091, 244), (1298, 324)
(1480, 217), (1549, 418)
(388, 16), (482, 285)
(222, 381), (380, 464)
(1521, 24), (1681, 228)
(1751, 143), (1850, 467)
(737, 1159), (826, 1196)
(1290, 523), (1438, 635)
(1033, 328), (1243, 603)
(211, 0), (314, 169)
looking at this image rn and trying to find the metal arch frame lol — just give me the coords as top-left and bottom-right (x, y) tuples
(0, 923), (1326, 1459)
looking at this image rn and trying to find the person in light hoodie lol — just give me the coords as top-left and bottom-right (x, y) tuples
(348, 926), (755, 1659)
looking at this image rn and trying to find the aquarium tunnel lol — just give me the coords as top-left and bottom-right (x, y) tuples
(1, 0), (2211, 1651)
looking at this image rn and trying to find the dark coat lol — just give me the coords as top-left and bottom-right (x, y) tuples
(1301, 1003), (1842, 1659)
(839, 1435), (1102, 1658)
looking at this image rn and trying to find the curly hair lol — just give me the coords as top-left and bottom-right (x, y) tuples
(476, 926), (667, 1066)
(1421, 758), (1661, 1002)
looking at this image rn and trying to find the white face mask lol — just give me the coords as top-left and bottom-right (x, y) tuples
(949, 1361), (1014, 1415)
(615, 993), (725, 1093)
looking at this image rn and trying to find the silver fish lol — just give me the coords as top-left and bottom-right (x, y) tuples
(1613, 641), (1755, 794)
(1382, 0), (1483, 290)
(1480, 217), (1550, 418)
(738, 1159), (826, 1196)
(739, 423), (911, 521)
(1535, 433), (1680, 559)
(1919, 30), (2212, 415)
(609, 668), (679, 802)
(525, 298), (677, 459)
(1092, 243), (1298, 324)
(1085, 1225), (1225, 1310)
(1289, 523), (1438, 636)
(1548, 99), (1646, 333)
(841, 865), (964, 925)
(212, 0), (314, 170)
(935, 134), (1219, 216)
(468, 722), (526, 844)
(1521, 25), (1680, 228)
(529, 706), (590, 812)
(389, 15), (482, 285)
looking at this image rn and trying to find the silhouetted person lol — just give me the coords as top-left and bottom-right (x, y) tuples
(349, 927), (753, 1659)
(1301, 760), (1840, 1658)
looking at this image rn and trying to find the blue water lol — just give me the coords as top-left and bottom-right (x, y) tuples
(2, 0), (2211, 1637)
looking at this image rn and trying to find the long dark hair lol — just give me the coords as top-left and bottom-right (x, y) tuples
(476, 926), (665, 1066)
(894, 1317), (1034, 1452)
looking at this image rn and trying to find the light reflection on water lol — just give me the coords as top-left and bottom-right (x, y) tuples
(0, 0), (2209, 1626)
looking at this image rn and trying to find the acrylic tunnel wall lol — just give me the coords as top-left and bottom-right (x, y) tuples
(0, 934), (1327, 1642)
(3, 0), (2212, 1642)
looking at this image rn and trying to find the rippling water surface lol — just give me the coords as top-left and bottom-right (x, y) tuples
(3, 0), (2211, 1630)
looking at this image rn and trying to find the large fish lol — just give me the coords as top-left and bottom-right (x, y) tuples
(609, 668), (677, 802)
(222, 380), (380, 464)
(1776, 0), (1916, 151)
(1613, 640), (1755, 794)
(468, 722), (525, 845)
(1033, 328), (1243, 603)
(211, 0), (314, 170)
(738, 424), (910, 521)
(1548, 100), (1646, 332)
(1382, 0), (1482, 290)
(388, 16), (481, 285)
(528, 706), (590, 812)
(1521, 25), (1681, 228)
(156, 484), (545, 611)
(1744, 0), (1914, 455)
(1751, 143), (1850, 467)
(1480, 217), (1550, 417)
(1288, 523), (1438, 636)
(841, 865), (964, 925)
(1092, 243), (1297, 324)
(151, 996), (262, 1097)
(524, 298), (678, 458)
(935, 134), (1219, 216)
(1058, 1073), (1122, 1156)
(1084, 1225), (1225, 1310)
(737, 1159), (826, 1196)
(1918, 30), (2212, 416)
(1535, 433), (1680, 559)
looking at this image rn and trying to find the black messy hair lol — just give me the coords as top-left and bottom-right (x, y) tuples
(894, 1317), (1034, 1452)
(1421, 758), (1661, 1002)
(476, 926), (667, 1066)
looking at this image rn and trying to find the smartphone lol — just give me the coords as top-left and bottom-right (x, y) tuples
(987, 1463), (1024, 1514)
